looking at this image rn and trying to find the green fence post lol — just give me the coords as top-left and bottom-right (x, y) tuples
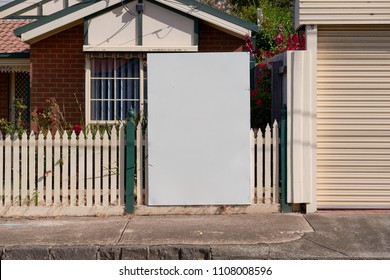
(280, 105), (292, 212)
(125, 108), (135, 214)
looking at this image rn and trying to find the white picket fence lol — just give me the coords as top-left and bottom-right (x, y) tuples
(0, 121), (280, 216)
(0, 126), (126, 216)
(250, 121), (280, 206)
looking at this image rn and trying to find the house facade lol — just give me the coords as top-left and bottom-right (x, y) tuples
(291, 0), (390, 211)
(0, 0), (257, 126)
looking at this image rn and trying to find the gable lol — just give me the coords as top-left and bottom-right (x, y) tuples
(85, 0), (196, 51)
(0, 0), (84, 19)
(13, 0), (258, 44)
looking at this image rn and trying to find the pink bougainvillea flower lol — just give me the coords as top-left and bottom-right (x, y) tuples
(73, 124), (82, 136)
(299, 32), (306, 50)
(275, 33), (285, 46)
(287, 34), (301, 50)
(259, 62), (266, 68)
(256, 99), (263, 106)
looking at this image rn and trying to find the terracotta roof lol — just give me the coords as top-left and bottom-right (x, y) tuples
(0, 19), (32, 53)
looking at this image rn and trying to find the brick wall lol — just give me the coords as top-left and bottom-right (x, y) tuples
(198, 21), (246, 52)
(30, 24), (85, 126)
(0, 73), (9, 120)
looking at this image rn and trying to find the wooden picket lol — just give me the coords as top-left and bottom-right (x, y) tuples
(0, 125), (126, 216)
(251, 122), (280, 206)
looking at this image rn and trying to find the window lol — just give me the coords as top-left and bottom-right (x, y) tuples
(87, 55), (146, 122)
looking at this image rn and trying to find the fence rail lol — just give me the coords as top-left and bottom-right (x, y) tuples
(0, 126), (126, 216)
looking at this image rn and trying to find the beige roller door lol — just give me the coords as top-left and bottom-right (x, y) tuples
(317, 25), (390, 209)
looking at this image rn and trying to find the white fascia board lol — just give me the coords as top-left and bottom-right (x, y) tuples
(0, 0), (32, 18)
(83, 45), (198, 52)
(20, 0), (123, 43)
(153, 0), (251, 38)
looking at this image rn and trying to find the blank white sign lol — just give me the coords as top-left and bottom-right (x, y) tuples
(147, 52), (251, 205)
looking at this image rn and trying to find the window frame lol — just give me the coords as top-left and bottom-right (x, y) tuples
(85, 53), (147, 124)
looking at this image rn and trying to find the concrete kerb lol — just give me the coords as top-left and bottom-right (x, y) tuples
(0, 245), (214, 260)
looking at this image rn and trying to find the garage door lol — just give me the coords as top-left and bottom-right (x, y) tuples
(317, 25), (390, 209)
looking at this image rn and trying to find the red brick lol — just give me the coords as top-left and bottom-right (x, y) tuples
(30, 24), (85, 125)
(198, 21), (246, 52)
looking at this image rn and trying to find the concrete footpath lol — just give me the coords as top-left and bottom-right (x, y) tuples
(0, 212), (389, 260)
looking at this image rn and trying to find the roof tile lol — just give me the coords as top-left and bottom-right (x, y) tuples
(0, 19), (32, 53)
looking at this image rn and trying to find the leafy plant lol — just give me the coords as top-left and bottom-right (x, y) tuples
(31, 98), (71, 136)
(245, 21), (305, 129)
(251, 62), (272, 129)
(0, 99), (27, 137)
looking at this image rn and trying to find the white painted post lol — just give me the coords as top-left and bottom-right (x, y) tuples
(62, 133), (69, 206)
(86, 131), (93, 207)
(78, 131), (86, 206)
(273, 121), (280, 205)
(28, 132), (36, 206)
(69, 131), (77, 206)
(12, 135), (20, 206)
(264, 124), (272, 204)
(53, 133), (61, 206)
(20, 132), (28, 206)
(37, 134), (44, 206)
(109, 126), (117, 205)
(94, 131), (102, 206)
(250, 129), (256, 204)
(256, 130), (264, 204)
(45, 134), (53, 206)
(305, 25), (318, 213)
(102, 129), (109, 206)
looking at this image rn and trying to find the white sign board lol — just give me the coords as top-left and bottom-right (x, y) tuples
(147, 52), (251, 205)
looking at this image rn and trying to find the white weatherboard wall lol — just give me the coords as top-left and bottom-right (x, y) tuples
(147, 52), (251, 205)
